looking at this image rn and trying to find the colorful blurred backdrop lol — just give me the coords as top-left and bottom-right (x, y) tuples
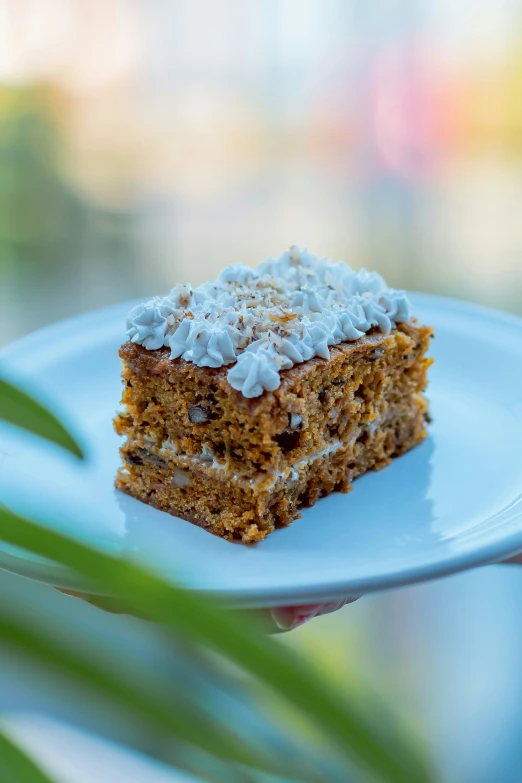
(1, 1), (522, 781)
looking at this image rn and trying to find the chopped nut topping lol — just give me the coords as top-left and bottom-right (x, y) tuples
(172, 468), (192, 487)
(123, 448), (168, 468)
(188, 405), (210, 424)
(268, 308), (298, 323)
(290, 413), (303, 430)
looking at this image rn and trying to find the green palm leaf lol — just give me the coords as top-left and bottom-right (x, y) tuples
(0, 729), (55, 783)
(0, 379), (83, 459)
(0, 603), (301, 783)
(0, 509), (435, 783)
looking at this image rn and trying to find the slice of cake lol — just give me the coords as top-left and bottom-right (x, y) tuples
(115, 247), (433, 543)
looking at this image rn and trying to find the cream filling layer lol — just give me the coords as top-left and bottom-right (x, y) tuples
(158, 437), (349, 491)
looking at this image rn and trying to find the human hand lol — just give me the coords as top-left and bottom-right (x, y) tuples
(268, 551), (522, 631)
(59, 551), (522, 632)
(269, 596), (361, 632)
(57, 588), (361, 631)
(502, 552), (522, 565)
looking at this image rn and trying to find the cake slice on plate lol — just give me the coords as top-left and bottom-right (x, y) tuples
(115, 247), (433, 542)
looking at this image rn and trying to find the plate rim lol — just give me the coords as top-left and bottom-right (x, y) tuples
(2, 291), (522, 608)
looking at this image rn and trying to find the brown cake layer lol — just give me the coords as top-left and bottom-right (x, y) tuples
(115, 321), (433, 542)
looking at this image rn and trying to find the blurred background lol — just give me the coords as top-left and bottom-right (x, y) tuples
(1, 0), (522, 781)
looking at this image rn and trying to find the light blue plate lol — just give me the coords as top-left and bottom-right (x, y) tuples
(1, 294), (522, 608)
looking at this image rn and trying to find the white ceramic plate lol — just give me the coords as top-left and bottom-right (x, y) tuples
(1, 294), (522, 608)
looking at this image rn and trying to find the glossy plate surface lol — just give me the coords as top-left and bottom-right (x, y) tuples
(1, 294), (522, 607)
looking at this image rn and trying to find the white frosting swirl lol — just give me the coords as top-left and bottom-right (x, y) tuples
(126, 247), (412, 397)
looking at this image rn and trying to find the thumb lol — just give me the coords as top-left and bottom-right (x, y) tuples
(499, 553), (522, 566)
(271, 596), (361, 632)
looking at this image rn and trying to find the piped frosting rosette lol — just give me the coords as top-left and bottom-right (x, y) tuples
(126, 246), (411, 398)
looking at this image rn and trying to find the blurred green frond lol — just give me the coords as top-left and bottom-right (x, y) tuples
(0, 379), (83, 459)
(0, 609), (285, 783)
(0, 509), (435, 783)
(0, 729), (55, 783)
